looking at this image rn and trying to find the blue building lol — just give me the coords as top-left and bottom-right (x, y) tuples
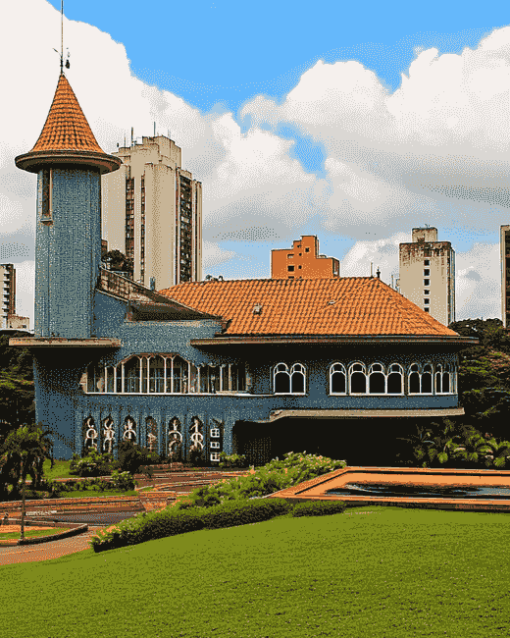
(12, 72), (475, 465)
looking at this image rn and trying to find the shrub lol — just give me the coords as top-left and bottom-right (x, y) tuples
(291, 500), (346, 517)
(69, 449), (118, 477)
(218, 452), (248, 468)
(109, 470), (135, 491)
(118, 440), (160, 474)
(180, 451), (346, 508)
(90, 497), (291, 553)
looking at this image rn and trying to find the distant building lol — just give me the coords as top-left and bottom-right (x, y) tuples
(102, 135), (202, 290)
(398, 227), (455, 326)
(6, 314), (30, 330)
(271, 236), (340, 279)
(0, 263), (16, 329)
(501, 226), (510, 328)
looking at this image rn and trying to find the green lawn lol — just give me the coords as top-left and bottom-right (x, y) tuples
(0, 527), (67, 540)
(2, 506), (510, 637)
(41, 459), (73, 479)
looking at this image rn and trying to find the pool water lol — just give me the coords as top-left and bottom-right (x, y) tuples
(326, 483), (510, 499)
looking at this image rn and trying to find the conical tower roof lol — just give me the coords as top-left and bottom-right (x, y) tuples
(16, 73), (121, 174)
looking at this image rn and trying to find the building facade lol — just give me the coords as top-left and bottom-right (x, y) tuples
(398, 227), (455, 326)
(102, 135), (202, 290)
(0, 263), (15, 329)
(271, 235), (340, 279)
(12, 72), (475, 465)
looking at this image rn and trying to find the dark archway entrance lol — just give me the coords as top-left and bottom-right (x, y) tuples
(233, 417), (414, 467)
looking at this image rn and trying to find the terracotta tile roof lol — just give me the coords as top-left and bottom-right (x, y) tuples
(159, 277), (458, 337)
(30, 73), (104, 154)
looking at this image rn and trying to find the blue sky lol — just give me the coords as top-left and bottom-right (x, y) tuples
(3, 0), (510, 322)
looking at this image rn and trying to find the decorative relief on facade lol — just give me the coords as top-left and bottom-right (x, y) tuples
(168, 418), (182, 460)
(146, 417), (157, 452)
(123, 416), (137, 443)
(102, 416), (115, 454)
(189, 417), (204, 457)
(83, 416), (98, 451)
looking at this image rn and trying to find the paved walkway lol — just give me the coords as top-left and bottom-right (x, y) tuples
(0, 526), (101, 566)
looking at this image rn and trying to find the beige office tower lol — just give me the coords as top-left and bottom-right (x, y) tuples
(398, 227), (455, 326)
(501, 226), (510, 327)
(102, 135), (202, 289)
(0, 263), (16, 329)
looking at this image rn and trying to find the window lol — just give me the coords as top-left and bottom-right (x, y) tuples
(210, 428), (220, 438)
(273, 363), (306, 394)
(330, 363), (347, 395)
(210, 441), (220, 449)
(424, 289), (430, 295)
(210, 452), (220, 462)
(287, 254), (294, 259)
(349, 362), (367, 394)
(424, 260), (430, 266)
(424, 279), (430, 286)
(305, 247), (310, 253)
(424, 308), (430, 312)
(409, 363), (433, 394)
(424, 298), (430, 305)
(424, 269), (430, 276)
(387, 364), (403, 394)
(288, 265), (295, 272)
(369, 363), (386, 394)
(436, 363), (453, 394)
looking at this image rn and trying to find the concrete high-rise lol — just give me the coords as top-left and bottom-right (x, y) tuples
(398, 227), (455, 326)
(101, 135), (202, 289)
(0, 263), (15, 329)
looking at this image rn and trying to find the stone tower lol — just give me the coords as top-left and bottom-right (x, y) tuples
(15, 72), (121, 338)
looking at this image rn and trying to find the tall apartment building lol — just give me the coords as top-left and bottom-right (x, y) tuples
(102, 135), (202, 289)
(398, 227), (455, 326)
(500, 226), (510, 327)
(0, 264), (15, 329)
(271, 235), (340, 279)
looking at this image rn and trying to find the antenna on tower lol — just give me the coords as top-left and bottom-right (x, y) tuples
(53, 1), (70, 71)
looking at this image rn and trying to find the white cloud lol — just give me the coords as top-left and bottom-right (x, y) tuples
(2, 1), (510, 323)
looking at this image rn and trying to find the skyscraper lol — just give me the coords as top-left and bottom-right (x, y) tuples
(0, 263), (15, 329)
(101, 135), (202, 289)
(398, 227), (455, 326)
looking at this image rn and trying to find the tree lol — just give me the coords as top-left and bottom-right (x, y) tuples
(0, 334), (34, 427)
(102, 250), (134, 274)
(0, 423), (54, 539)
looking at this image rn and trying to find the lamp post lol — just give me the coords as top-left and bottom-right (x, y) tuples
(20, 454), (26, 541)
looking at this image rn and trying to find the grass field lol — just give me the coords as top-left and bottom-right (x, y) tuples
(0, 527), (67, 541)
(2, 506), (510, 637)
(41, 459), (73, 479)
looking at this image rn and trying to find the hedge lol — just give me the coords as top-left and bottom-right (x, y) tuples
(291, 500), (347, 517)
(90, 497), (291, 553)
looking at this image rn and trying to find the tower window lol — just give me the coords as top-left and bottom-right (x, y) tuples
(424, 269), (430, 276)
(424, 279), (430, 286)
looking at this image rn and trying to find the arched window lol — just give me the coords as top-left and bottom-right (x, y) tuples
(436, 363), (453, 394)
(330, 363), (347, 395)
(349, 362), (367, 394)
(387, 363), (403, 394)
(124, 358), (141, 393)
(173, 356), (190, 394)
(408, 363), (420, 394)
(409, 363), (433, 395)
(291, 363), (306, 393)
(435, 364), (443, 393)
(87, 364), (104, 393)
(369, 363), (386, 394)
(149, 357), (165, 393)
(422, 363), (433, 394)
(274, 363), (290, 394)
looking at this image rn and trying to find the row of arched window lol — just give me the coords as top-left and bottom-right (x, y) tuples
(85, 355), (246, 395)
(273, 361), (456, 395)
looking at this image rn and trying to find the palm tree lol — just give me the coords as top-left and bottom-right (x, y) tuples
(0, 423), (54, 539)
